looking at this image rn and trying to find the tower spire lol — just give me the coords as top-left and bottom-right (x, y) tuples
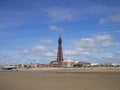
(57, 36), (63, 63)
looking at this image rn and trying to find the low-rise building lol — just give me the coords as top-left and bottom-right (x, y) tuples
(73, 62), (91, 67)
(62, 59), (74, 68)
(49, 61), (61, 67)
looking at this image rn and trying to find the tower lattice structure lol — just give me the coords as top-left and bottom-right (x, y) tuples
(57, 37), (63, 63)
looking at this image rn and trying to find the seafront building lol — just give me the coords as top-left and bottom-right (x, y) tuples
(62, 58), (74, 68)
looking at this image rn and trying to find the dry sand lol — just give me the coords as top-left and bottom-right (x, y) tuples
(0, 71), (120, 90)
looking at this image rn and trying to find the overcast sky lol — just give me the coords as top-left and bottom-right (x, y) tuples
(0, 0), (120, 65)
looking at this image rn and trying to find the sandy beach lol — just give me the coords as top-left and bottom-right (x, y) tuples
(0, 69), (120, 90)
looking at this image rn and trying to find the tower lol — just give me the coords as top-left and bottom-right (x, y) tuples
(57, 36), (63, 63)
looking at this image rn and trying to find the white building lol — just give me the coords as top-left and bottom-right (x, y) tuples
(62, 58), (75, 68)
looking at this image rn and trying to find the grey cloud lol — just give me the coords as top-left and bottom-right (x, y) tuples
(93, 34), (114, 48)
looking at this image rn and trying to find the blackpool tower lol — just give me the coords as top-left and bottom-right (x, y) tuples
(57, 36), (63, 63)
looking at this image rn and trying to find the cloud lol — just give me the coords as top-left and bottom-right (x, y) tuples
(20, 50), (29, 55)
(93, 34), (114, 47)
(72, 34), (114, 54)
(79, 51), (91, 56)
(45, 52), (55, 57)
(99, 18), (107, 24)
(0, 55), (13, 60)
(0, 7), (45, 29)
(0, 4), (119, 29)
(69, 34), (118, 63)
(45, 6), (120, 24)
(93, 34), (112, 42)
(101, 40), (113, 47)
(98, 51), (120, 63)
(31, 45), (46, 52)
(19, 45), (56, 58)
(64, 50), (79, 56)
(49, 25), (62, 31)
(0, 55), (20, 65)
(114, 51), (120, 58)
(89, 48), (104, 53)
(100, 13), (120, 24)
(45, 7), (76, 22)
(40, 39), (53, 44)
(72, 38), (95, 50)
(0, 7), (76, 29)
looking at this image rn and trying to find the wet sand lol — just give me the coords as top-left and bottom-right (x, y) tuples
(0, 71), (120, 90)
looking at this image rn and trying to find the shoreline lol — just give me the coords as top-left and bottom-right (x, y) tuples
(1, 67), (120, 73)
